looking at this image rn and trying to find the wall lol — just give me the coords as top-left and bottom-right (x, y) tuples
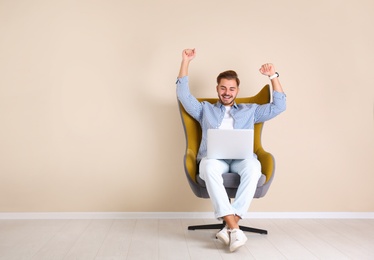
(0, 0), (373, 213)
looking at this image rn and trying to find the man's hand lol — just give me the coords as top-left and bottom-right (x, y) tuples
(182, 49), (196, 62)
(259, 63), (275, 76)
(178, 49), (196, 78)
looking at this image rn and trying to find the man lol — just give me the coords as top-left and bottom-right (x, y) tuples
(176, 48), (286, 252)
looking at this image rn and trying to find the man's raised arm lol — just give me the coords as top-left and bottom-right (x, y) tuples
(259, 63), (284, 93)
(178, 49), (196, 78)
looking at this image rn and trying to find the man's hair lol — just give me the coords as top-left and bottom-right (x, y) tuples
(216, 70), (240, 87)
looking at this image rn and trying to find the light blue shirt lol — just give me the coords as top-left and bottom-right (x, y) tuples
(176, 76), (286, 161)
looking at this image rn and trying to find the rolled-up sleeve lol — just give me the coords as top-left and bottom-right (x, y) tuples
(176, 76), (203, 121)
(254, 91), (286, 123)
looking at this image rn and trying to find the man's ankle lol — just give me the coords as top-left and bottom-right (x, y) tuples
(234, 214), (241, 223)
(223, 215), (239, 229)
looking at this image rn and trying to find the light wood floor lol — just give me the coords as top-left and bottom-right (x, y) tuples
(0, 218), (373, 259)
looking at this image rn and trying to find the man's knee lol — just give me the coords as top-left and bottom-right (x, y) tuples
(199, 158), (227, 180)
(237, 159), (262, 178)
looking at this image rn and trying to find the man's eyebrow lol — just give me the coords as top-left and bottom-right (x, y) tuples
(220, 85), (236, 89)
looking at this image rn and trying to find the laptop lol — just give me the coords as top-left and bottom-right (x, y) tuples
(207, 129), (254, 159)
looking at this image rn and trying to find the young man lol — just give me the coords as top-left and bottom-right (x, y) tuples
(176, 49), (286, 252)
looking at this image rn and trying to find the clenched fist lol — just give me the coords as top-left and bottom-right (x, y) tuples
(182, 49), (196, 62)
(259, 63), (276, 77)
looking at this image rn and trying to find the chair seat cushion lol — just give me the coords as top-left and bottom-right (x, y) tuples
(196, 173), (266, 189)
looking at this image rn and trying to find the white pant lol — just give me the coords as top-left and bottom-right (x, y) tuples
(199, 158), (261, 220)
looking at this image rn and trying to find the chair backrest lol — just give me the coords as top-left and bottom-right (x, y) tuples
(178, 85), (274, 198)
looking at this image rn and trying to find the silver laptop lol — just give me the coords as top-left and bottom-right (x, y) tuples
(207, 129), (254, 159)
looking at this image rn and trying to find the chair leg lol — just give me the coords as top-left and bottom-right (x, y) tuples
(188, 221), (268, 235)
(188, 223), (225, 231)
(239, 225), (268, 235)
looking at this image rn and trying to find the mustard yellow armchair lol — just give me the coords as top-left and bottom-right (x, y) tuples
(178, 85), (275, 235)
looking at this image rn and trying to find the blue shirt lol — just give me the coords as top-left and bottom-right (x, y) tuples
(176, 76), (286, 161)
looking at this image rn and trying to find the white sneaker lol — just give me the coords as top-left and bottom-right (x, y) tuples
(229, 228), (247, 252)
(216, 226), (230, 245)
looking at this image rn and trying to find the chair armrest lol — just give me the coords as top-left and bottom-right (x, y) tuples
(256, 148), (275, 183)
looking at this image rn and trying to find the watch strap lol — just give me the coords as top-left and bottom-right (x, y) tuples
(269, 72), (279, 80)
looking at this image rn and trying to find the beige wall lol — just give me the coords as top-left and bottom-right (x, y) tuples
(0, 0), (373, 213)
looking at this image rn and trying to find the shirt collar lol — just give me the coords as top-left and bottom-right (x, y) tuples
(215, 101), (238, 109)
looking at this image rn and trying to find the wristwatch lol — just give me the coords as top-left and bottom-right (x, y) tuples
(269, 72), (279, 80)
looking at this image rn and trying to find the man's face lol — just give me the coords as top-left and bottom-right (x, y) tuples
(216, 78), (239, 106)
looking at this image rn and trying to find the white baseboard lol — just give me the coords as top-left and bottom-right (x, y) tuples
(0, 212), (373, 220)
